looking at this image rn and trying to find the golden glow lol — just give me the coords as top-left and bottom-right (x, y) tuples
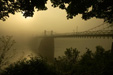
(25, 17), (32, 19)
(0, 1), (104, 36)
(0, 1), (105, 62)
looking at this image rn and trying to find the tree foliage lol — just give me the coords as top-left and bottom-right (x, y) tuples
(0, 36), (16, 73)
(0, 0), (113, 23)
(0, 0), (47, 21)
(51, 0), (113, 23)
(1, 56), (60, 75)
(54, 48), (80, 75)
(1, 46), (113, 75)
(54, 46), (113, 75)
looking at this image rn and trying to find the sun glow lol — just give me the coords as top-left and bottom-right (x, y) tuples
(25, 17), (32, 19)
(21, 14), (32, 20)
(21, 11), (33, 20)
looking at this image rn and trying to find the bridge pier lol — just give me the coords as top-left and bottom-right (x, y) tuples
(51, 30), (53, 36)
(38, 37), (54, 62)
(44, 30), (47, 36)
(111, 42), (113, 54)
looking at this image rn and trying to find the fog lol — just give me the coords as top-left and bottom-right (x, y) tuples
(0, 1), (106, 63)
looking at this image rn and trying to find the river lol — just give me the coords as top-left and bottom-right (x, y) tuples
(9, 36), (113, 61)
(54, 37), (113, 57)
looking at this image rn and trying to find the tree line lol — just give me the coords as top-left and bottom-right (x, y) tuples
(1, 45), (113, 75)
(0, 0), (113, 23)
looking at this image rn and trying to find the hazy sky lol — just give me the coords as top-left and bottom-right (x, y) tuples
(0, 1), (112, 61)
(0, 1), (104, 37)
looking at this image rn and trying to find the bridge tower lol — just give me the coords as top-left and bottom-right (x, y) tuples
(37, 30), (54, 62)
(44, 30), (46, 36)
(111, 42), (113, 54)
(51, 30), (53, 36)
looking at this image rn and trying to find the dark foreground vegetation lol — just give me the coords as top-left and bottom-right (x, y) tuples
(1, 46), (113, 75)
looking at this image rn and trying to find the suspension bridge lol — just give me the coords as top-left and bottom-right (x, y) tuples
(42, 23), (113, 38)
(32, 23), (113, 61)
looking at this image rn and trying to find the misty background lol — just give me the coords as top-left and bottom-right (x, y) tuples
(0, 1), (111, 62)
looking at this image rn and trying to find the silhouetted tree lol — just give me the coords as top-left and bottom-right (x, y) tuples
(0, 0), (113, 23)
(54, 48), (80, 75)
(0, 36), (16, 73)
(54, 46), (113, 75)
(51, 0), (113, 23)
(1, 56), (60, 75)
(78, 46), (113, 75)
(0, 0), (47, 21)
(1, 46), (113, 75)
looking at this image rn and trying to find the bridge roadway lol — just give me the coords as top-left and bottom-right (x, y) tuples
(40, 30), (113, 38)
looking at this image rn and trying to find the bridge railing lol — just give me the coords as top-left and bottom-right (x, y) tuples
(40, 30), (113, 38)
